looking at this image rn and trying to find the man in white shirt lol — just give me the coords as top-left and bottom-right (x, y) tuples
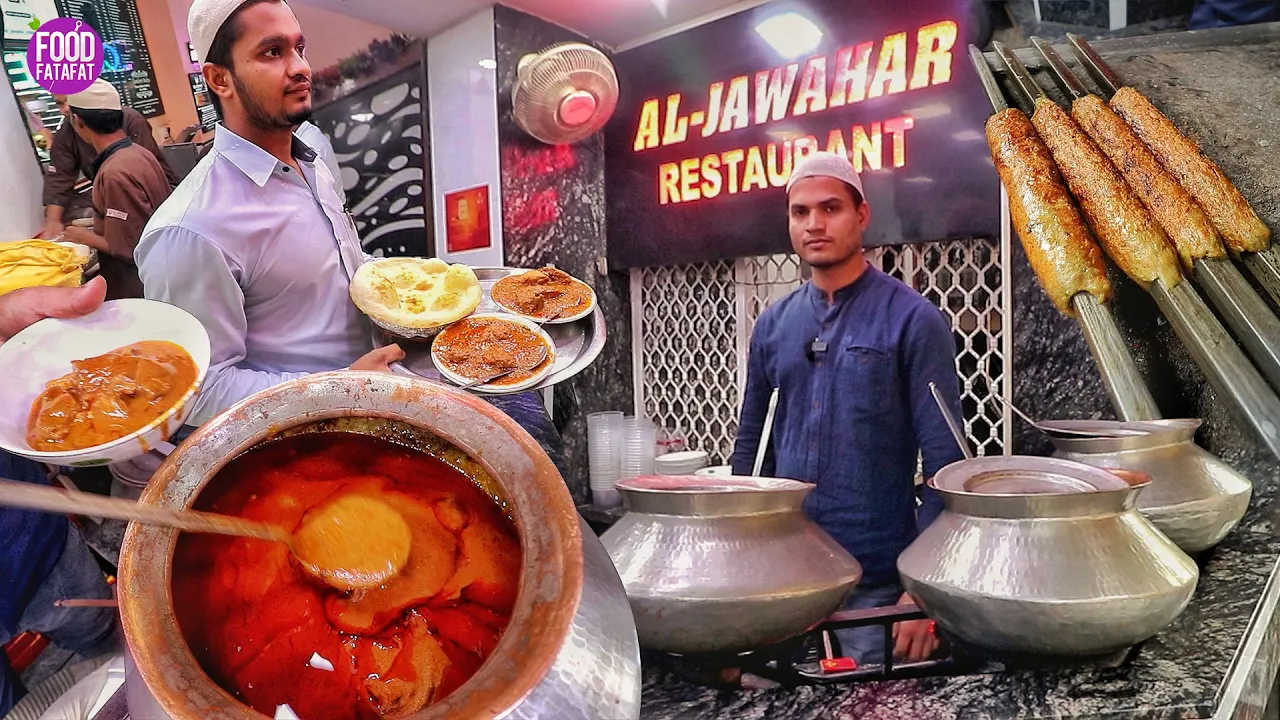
(296, 120), (345, 203)
(137, 0), (401, 427)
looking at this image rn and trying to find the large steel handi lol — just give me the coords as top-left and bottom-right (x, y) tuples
(899, 456), (1198, 657)
(601, 475), (862, 654)
(117, 372), (641, 720)
(1043, 418), (1252, 553)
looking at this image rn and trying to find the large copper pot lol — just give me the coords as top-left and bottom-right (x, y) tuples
(117, 371), (641, 719)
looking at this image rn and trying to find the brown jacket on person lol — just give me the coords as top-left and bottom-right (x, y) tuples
(91, 139), (174, 300)
(43, 108), (180, 207)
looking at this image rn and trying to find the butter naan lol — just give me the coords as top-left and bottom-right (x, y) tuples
(350, 258), (482, 330)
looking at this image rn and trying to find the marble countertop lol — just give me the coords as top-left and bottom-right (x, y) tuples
(639, 525), (1280, 719)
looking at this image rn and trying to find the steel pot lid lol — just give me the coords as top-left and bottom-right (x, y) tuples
(932, 456), (1148, 519)
(1041, 418), (1201, 453)
(616, 475), (812, 516)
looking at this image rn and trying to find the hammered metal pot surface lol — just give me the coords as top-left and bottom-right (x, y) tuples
(899, 456), (1199, 657)
(601, 475), (862, 654)
(1043, 419), (1252, 552)
(117, 371), (640, 720)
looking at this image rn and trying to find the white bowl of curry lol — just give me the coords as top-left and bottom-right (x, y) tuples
(430, 314), (556, 394)
(490, 267), (596, 325)
(0, 299), (211, 467)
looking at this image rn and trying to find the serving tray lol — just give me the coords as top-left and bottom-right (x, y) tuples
(375, 266), (606, 395)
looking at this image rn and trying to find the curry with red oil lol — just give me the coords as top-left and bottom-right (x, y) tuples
(491, 267), (592, 320)
(171, 432), (521, 719)
(433, 317), (551, 385)
(26, 340), (196, 451)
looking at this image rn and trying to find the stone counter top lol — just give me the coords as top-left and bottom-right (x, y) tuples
(638, 22), (1280, 719)
(638, 526), (1280, 719)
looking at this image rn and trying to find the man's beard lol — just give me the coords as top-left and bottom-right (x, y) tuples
(802, 245), (860, 269)
(233, 74), (312, 131)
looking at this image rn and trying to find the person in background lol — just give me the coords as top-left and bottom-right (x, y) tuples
(730, 152), (965, 668)
(1189, 0), (1278, 27)
(0, 277), (116, 718)
(136, 0), (401, 432)
(60, 81), (174, 301)
(42, 94), (179, 240)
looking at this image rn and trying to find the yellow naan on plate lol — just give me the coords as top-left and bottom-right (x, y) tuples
(350, 258), (481, 333)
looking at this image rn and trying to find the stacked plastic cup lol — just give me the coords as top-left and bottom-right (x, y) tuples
(621, 416), (658, 479)
(588, 411), (623, 506)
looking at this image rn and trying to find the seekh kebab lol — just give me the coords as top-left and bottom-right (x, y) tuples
(985, 107), (1111, 315)
(1029, 36), (1280, 394)
(969, 42), (1159, 421)
(1109, 87), (1271, 256)
(1069, 94), (1225, 270)
(1029, 97), (1183, 291)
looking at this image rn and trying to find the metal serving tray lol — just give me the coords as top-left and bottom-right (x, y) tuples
(377, 266), (606, 395)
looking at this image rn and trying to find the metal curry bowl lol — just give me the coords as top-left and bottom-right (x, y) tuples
(1043, 419), (1252, 553)
(898, 456), (1198, 657)
(601, 475), (862, 654)
(117, 372), (641, 720)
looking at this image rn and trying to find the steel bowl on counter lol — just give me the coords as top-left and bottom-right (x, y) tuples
(899, 456), (1198, 657)
(1042, 418), (1252, 553)
(601, 475), (862, 654)
(117, 371), (641, 720)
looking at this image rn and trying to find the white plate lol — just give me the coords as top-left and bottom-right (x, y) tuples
(490, 269), (597, 325)
(0, 299), (211, 467)
(430, 313), (556, 394)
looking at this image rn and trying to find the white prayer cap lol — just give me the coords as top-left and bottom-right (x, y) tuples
(189, 0), (279, 64)
(67, 79), (121, 112)
(786, 151), (866, 202)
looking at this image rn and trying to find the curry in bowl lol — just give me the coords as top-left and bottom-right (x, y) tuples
(26, 340), (197, 452)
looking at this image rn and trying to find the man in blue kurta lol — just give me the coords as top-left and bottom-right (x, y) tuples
(730, 152), (965, 667)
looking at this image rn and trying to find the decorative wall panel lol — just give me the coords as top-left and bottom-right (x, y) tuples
(311, 64), (429, 257)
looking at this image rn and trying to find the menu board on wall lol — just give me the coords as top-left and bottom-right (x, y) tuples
(56, 0), (164, 117)
(189, 72), (217, 131)
(604, 0), (1000, 269)
(2, 0), (61, 42)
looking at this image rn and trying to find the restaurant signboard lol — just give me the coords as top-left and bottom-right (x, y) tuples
(604, 0), (1000, 269)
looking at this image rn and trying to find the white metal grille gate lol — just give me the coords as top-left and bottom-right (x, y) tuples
(630, 237), (1012, 465)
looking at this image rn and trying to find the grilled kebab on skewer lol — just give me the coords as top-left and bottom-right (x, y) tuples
(986, 108), (1111, 315)
(992, 41), (1280, 458)
(970, 43), (1158, 420)
(1069, 94), (1225, 271)
(1029, 36), (1280, 394)
(1109, 87), (1271, 256)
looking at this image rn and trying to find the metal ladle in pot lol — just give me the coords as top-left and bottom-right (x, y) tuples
(0, 478), (410, 591)
(929, 381), (973, 460)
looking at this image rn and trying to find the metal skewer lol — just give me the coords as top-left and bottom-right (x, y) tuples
(993, 42), (1280, 458)
(1065, 33), (1280, 310)
(968, 44), (1160, 421)
(1033, 37), (1280, 393)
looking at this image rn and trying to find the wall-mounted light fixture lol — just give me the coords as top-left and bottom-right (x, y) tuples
(754, 12), (823, 60)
